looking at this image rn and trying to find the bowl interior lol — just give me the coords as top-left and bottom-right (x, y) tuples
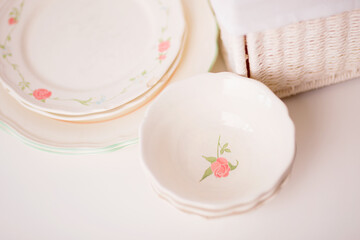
(141, 73), (295, 209)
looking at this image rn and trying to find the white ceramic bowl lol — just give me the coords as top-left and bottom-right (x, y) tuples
(151, 165), (292, 218)
(140, 72), (295, 216)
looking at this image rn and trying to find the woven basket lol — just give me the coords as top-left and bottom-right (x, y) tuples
(220, 9), (360, 98)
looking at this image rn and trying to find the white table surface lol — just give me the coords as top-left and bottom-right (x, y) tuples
(1, 54), (360, 240)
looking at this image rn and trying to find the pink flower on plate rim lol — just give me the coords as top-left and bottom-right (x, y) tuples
(8, 17), (17, 25)
(158, 40), (170, 52)
(33, 89), (52, 100)
(211, 157), (230, 178)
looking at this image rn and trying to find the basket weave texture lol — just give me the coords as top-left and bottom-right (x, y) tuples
(220, 9), (360, 98)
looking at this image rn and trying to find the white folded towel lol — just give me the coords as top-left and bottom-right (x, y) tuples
(210, 0), (360, 35)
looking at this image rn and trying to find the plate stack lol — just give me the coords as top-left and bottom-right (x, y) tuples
(0, 0), (218, 153)
(1, 0), (186, 122)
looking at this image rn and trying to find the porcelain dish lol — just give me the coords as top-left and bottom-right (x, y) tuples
(0, 0), (218, 154)
(0, 0), (185, 115)
(151, 165), (292, 218)
(10, 30), (187, 122)
(140, 72), (295, 217)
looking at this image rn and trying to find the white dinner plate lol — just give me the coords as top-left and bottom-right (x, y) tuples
(0, 0), (185, 115)
(0, 0), (218, 154)
(10, 30), (187, 122)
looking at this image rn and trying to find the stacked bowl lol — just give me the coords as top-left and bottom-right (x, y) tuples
(140, 73), (295, 218)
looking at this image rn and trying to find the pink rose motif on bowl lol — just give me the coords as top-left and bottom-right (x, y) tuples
(8, 17), (17, 25)
(158, 40), (170, 52)
(211, 157), (231, 178)
(33, 89), (52, 101)
(200, 136), (239, 182)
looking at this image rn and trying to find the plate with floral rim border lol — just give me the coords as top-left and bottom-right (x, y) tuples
(0, 0), (185, 115)
(0, 0), (218, 154)
(7, 29), (188, 123)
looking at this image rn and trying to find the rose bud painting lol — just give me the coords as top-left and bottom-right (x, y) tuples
(200, 136), (239, 182)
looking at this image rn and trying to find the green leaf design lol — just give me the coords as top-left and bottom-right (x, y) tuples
(199, 167), (213, 182)
(72, 98), (93, 106)
(220, 142), (230, 155)
(2, 54), (6, 59)
(228, 160), (239, 171)
(217, 135), (221, 158)
(129, 77), (136, 81)
(19, 81), (30, 90)
(6, 35), (11, 41)
(0, 45), (4, 49)
(141, 70), (147, 76)
(202, 155), (216, 163)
